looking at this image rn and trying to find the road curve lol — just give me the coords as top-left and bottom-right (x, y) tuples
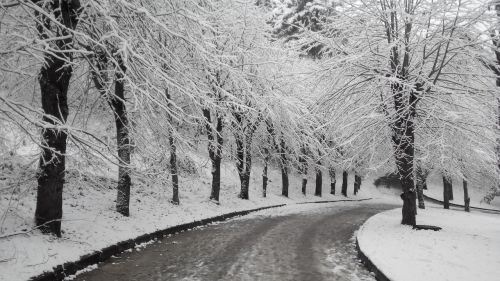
(74, 202), (396, 281)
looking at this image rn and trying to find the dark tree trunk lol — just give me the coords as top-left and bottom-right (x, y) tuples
(449, 179), (454, 201)
(262, 163), (268, 198)
(279, 139), (289, 197)
(329, 168), (336, 194)
(90, 52), (131, 215)
(341, 171), (348, 196)
(281, 163), (289, 197)
(170, 132), (179, 204)
(415, 166), (427, 209)
(166, 89), (179, 205)
(416, 183), (425, 209)
(354, 173), (361, 195)
(203, 109), (223, 203)
(35, 0), (81, 237)
(443, 176), (451, 209)
(301, 178), (308, 195)
(233, 112), (259, 200)
(299, 149), (308, 195)
(463, 179), (470, 212)
(262, 146), (270, 198)
(394, 148), (417, 225)
(112, 57), (131, 217)
(315, 162), (322, 197)
(235, 135), (252, 200)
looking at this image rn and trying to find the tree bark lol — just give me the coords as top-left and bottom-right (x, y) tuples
(443, 176), (451, 209)
(166, 89), (179, 205)
(341, 171), (348, 196)
(315, 161), (322, 197)
(262, 146), (270, 198)
(35, 0), (81, 237)
(235, 135), (252, 200)
(354, 173), (361, 195)
(463, 179), (470, 212)
(281, 162), (289, 197)
(112, 56), (131, 217)
(279, 138), (289, 197)
(234, 112), (259, 200)
(415, 166), (426, 209)
(299, 149), (307, 195)
(449, 179), (454, 201)
(262, 163), (268, 198)
(329, 167), (336, 194)
(203, 108), (223, 203)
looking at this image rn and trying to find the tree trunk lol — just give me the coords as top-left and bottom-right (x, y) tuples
(203, 109), (223, 203)
(170, 132), (179, 204)
(299, 150), (307, 195)
(262, 163), (268, 198)
(262, 146), (270, 198)
(315, 162), (322, 197)
(463, 179), (470, 212)
(234, 112), (258, 200)
(416, 183), (425, 209)
(329, 168), (336, 194)
(236, 135), (252, 200)
(449, 179), (454, 201)
(415, 166), (426, 209)
(354, 173), (361, 195)
(301, 178), (308, 195)
(341, 171), (348, 196)
(279, 139), (289, 197)
(393, 125), (417, 225)
(166, 89), (179, 205)
(281, 163), (289, 197)
(443, 176), (451, 209)
(112, 57), (131, 217)
(35, 0), (81, 237)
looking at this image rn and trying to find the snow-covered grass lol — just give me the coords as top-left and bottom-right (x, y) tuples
(357, 206), (500, 281)
(0, 152), (377, 281)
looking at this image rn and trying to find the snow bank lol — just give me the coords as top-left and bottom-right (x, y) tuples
(357, 207), (500, 281)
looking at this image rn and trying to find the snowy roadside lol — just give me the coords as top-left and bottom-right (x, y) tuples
(0, 160), (375, 281)
(357, 206), (500, 281)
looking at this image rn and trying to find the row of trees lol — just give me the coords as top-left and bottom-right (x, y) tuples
(1, 0), (499, 237)
(0, 0), (364, 237)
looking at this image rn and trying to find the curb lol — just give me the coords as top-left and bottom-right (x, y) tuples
(356, 238), (391, 281)
(423, 194), (500, 214)
(297, 197), (372, 204)
(29, 198), (372, 281)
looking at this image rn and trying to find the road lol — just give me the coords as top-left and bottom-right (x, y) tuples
(74, 201), (396, 281)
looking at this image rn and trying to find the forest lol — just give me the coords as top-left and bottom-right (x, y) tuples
(1, 0), (499, 240)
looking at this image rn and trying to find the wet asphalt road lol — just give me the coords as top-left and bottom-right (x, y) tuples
(74, 202), (396, 281)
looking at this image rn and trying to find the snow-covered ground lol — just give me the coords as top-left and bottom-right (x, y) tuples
(357, 206), (500, 281)
(0, 152), (381, 281)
